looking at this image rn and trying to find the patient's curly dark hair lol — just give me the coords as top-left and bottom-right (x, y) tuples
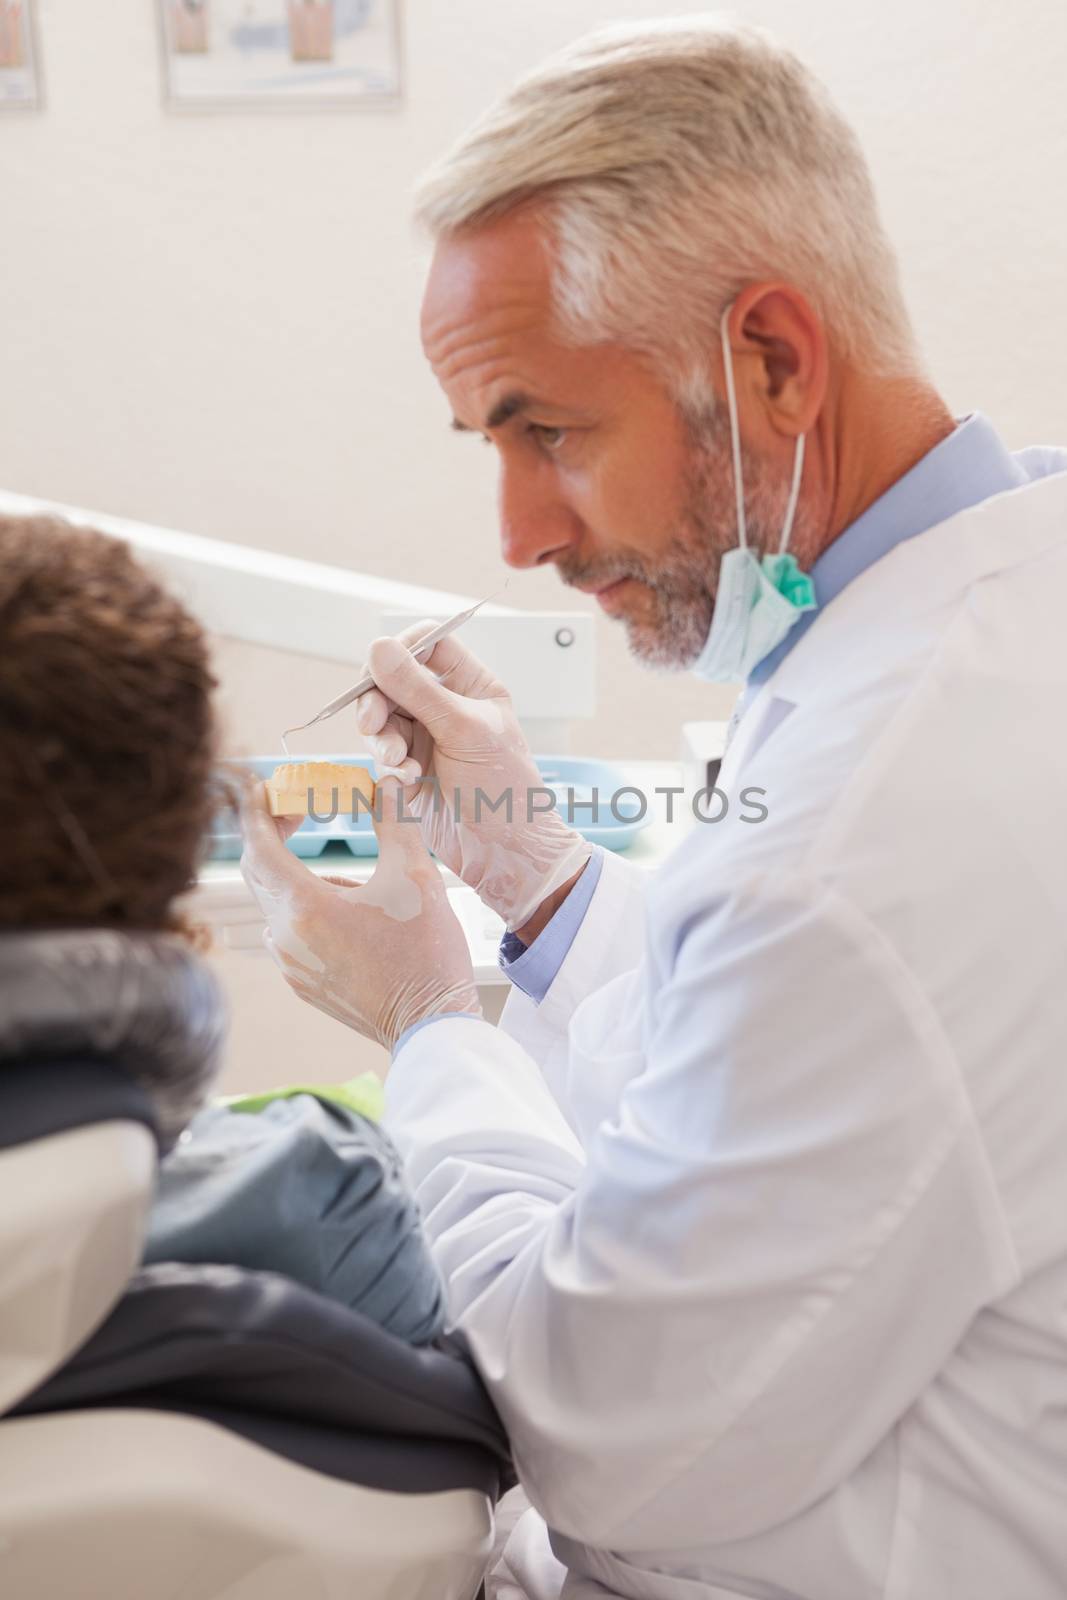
(0, 514), (219, 937)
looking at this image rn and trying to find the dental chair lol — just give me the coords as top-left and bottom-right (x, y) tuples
(0, 1054), (509, 1600)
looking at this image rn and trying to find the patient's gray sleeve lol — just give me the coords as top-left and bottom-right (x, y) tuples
(143, 1094), (446, 1345)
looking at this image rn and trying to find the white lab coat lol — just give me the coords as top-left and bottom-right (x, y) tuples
(385, 464), (1067, 1600)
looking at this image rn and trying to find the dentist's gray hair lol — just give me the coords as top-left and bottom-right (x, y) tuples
(414, 16), (920, 402)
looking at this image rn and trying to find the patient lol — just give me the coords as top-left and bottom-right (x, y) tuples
(0, 513), (444, 1343)
(0, 513), (222, 1143)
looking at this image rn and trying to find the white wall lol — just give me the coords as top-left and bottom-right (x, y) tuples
(2, 0), (1065, 763)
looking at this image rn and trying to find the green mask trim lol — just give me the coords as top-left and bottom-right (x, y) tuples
(761, 552), (817, 611)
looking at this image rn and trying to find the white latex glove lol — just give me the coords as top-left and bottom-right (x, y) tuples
(238, 775), (481, 1051)
(354, 622), (593, 932)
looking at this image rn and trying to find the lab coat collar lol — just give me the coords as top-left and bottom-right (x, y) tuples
(746, 413), (1032, 694)
(725, 457), (1067, 777)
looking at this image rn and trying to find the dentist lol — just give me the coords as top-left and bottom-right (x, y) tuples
(241, 19), (1067, 1600)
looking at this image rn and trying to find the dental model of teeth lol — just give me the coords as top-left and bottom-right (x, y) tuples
(265, 762), (376, 818)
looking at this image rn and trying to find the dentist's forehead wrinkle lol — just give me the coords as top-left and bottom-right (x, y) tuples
(423, 296), (547, 381)
(421, 215), (667, 434)
(424, 304), (559, 437)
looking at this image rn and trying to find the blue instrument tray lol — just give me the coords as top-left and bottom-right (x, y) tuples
(209, 754), (650, 860)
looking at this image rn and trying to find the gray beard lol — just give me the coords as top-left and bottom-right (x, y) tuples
(562, 409), (812, 671)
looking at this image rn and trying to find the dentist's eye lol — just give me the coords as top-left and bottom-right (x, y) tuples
(530, 424), (567, 452)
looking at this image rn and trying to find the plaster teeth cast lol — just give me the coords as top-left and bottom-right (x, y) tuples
(265, 762), (375, 818)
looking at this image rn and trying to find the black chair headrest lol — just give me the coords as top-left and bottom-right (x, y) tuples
(0, 1055), (159, 1154)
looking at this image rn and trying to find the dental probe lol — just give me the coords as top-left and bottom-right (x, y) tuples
(280, 588), (504, 755)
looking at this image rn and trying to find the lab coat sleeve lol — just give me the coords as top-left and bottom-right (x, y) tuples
(495, 846), (648, 1115)
(385, 871), (1019, 1550)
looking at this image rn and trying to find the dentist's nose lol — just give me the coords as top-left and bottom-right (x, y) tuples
(498, 460), (581, 569)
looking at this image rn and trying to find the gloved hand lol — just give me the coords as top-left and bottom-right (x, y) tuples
(239, 775), (481, 1051)
(354, 622), (593, 933)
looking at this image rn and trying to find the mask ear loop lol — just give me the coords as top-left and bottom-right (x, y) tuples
(719, 303), (747, 552)
(721, 301), (808, 559)
(777, 432), (806, 554)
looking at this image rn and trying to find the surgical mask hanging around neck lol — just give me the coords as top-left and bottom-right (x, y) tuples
(690, 304), (817, 685)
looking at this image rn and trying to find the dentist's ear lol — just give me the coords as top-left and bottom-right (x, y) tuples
(721, 283), (828, 442)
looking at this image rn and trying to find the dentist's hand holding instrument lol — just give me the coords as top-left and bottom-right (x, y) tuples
(354, 619), (592, 938)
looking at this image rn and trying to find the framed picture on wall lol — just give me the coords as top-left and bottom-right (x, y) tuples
(0, 0), (42, 110)
(157, 0), (401, 111)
